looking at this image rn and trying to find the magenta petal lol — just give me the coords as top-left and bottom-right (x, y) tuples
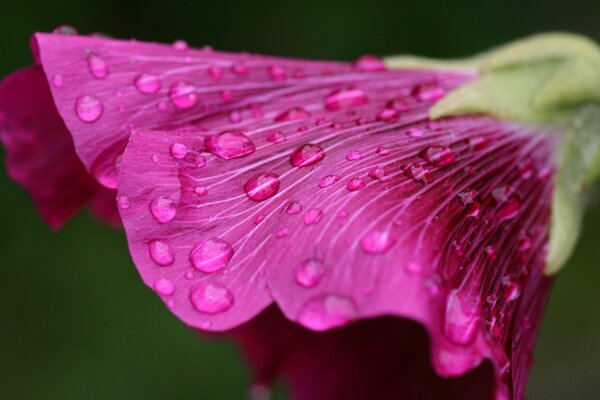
(0, 66), (116, 228)
(32, 32), (355, 189)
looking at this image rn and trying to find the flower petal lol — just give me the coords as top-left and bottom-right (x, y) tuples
(0, 66), (116, 228)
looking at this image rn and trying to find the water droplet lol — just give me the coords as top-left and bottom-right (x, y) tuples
(518, 234), (532, 252)
(458, 190), (482, 217)
(195, 155), (206, 167)
(406, 261), (423, 275)
(303, 208), (323, 225)
(406, 128), (423, 138)
(368, 166), (389, 182)
(52, 74), (64, 87)
(355, 55), (386, 72)
(109, 193), (127, 212)
(190, 282), (234, 314)
(325, 88), (368, 110)
(361, 229), (396, 254)
(346, 178), (366, 191)
(295, 259), (326, 288)
(285, 201), (302, 215)
(485, 245), (497, 260)
(420, 145), (456, 167)
(346, 150), (362, 161)
(244, 173), (281, 201)
(376, 108), (400, 122)
(290, 144), (325, 167)
(268, 65), (287, 81)
(232, 63), (249, 76)
(403, 164), (433, 184)
(150, 196), (177, 223)
(134, 73), (161, 94)
(194, 186), (208, 197)
(87, 54), (109, 79)
(496, 196), (522, 221)
(169, 142), (188, 159)
(151, 154), (160, 163)
(208, 66), (224, 80)
(276, 227), (290, 238)
(503, 280), (521, 302)
(169, 81), (197, 109)
(75, 95), (103, 122)
(205, 130), (255, 159)
(444, 290), (480, 345)
(266, 131), (286, 144)
(154, 278), (175, 296)
(189, 237), (234, 273)
(254, 214), (266, 224)
(53, 25), (78, 35)
(157, 101), (168, 112)
(298, 294), (357, 331)
(149, 240), (175, 266)
(172, 40), (188, 51)
(412, 83), (446, 101)
(319, 175), (341, 188)
(376, 147), (390, 156)
(275, 107), (311, 122)
(185, 271), (195, 280)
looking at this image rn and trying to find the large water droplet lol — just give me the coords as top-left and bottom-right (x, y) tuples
(134, 73), (161, 94)
(361, 229), (396, 254)
(149, 240), (175, 266)
(150, 195), (177, 223)
(303, 208), (323, 225)
(190, 282), (234, 314)
(75, 95), (103, 122)
(244, 173), (280, 201)
(290, 144), (325, 167)
(295, 259), (326, 288)
(87, 54), (109, 79)
(298, 294), (357, 331)
(444, 289), (480, 345)
(325, 88), (368, 110)
(189, 237), (234, 273)
(205, 130), (255, 159)
(169, 81), (197, 109)
(154, 278), (175, 296)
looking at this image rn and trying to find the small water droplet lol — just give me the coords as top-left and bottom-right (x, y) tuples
(189, 237), (234, 273)
(295, 259), (326, 288)
(361, 229), (396, 254)
(205, 130), (255, 159)
(275, 107), (311, 122)
(325, 88), (368, 110)
(169, 81), (197, 109)
(319, 175), (341, 188)
(420, 145), (456, 167)
(87, 54), (109, 79)
(403, 164), (433, 184)
(154, 278), (175, 296)
(75, 95), (103, 122)
(518, 234), (532, 252)
(52, 74), (64, 87)
(368, 166), (389, 182)
(444, 289), (480, 345)
(406, 128), (423, 137)
(458, 189), (482, 218)
(244, 173), (280, 201)
(194, 186), (208, 197)
(157, 101), (168, 112)
(268, 65), (287, 81)
(190, 282), (234, 314)
(290, 144), (325, 167)
(151, 154), (160, 163)
(185, 271), (195, 280)
(150, 196), (177, 223)
(346, 178), (366, 191)
(303, 208), (323, 225)
(172, 40), (188, 51)
(232, 63), (249, 76)
(208, 66), (224, 80)
(355, 55), (386, 72)
(406, 261), (423, 275)
(53, 25), (78, 35)
(149, 240), (175, 266)
(485, 245), (497, 260)
(285, 201), (302, 215)
(346, 150), (362, 161)
(412, 83), (446, 102)
(266, 131), (286, 144)
(169, 142), (188, 159)
(298, 294), (357, 331)
(276, 227), (290, 238)
(496, 196), (522, 221)
(117, 195), (130, 210)
(134, 73), (161, 94)
(376, 146), (390, 156)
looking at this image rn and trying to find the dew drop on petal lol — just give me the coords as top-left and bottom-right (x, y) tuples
(205, 130), (256, 159)
(458, 189), (482, 217)
(87, 54), (109, 79)
(169, 81), (197, 109)
(298, 294), (357, 331)
(303, 208), (323, 225)
(173, 40), (188, 51)
(189, 237), (234, 273)
(244, 173), (280, 201)
(154, 278), (175, 296)
(266, 131), (286, 144)
(275, 107), (311, 122)
(346, 150), (362, 161)
(406, 261), (423, 275)
(149, 240), (175, 266)
(346, 178), (366, 191)
(361, 229), (396, 254)
(290, 144), (325, 167)
(444, 289), (480, 345)
(194, 186), (208, 197)
(169, 142), (188, 159)
(368, 166), (389, 182)
(413, 83), (446, 102)
(268, 65), (287, 81)
(355, 54), (387, 72)
(208, 66), (224, 80)
(232, 63), (249, 76)
(376, 146), (390, 156)
(497, 196), (522, 221)
(134, 73), (161, 94)
(52, 74), (64, 87)
(295, 259), (326, 288)
(518, 234), (532, 252)
(319, 175), (341, 188)
(190, 282), (234, 314)
(75, 95), (103, 122)
(117, 195), (130, 210)
(420, 145), (456, 167)
(406, 128), (423, 138)
(325, 88), (368, 110)
(403, 164), (433, 184)
(150, 196), (177, 223)
(285, 201), (302, 215)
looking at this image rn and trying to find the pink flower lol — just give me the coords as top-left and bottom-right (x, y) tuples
(2, 29), (599, 399)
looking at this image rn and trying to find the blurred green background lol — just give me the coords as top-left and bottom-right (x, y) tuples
(1, 0), (599, 398)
